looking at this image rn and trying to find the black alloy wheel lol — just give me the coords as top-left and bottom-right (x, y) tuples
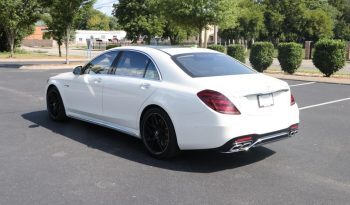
(46, 87), (67, 122)
(141, 108), (179, 159)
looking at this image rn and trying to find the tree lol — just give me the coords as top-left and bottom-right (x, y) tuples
(0, 0), (42, 57)
(329, 0), (350, 40)
(42, 14), (65, 57)
(113, 0), (165, 44)
(162, 0), (239, 47)
(46, 0), (93, 64)
(87, 10), (110, 30)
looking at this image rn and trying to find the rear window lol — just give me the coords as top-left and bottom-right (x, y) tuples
(172, 53), (255, 77)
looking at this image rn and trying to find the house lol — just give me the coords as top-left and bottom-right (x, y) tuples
(75, 30), (127, 45)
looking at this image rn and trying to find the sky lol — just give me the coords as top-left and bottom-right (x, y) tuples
(94, 0), (118, 16)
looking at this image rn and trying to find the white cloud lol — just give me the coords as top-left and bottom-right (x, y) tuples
(94, 0), (118, 16)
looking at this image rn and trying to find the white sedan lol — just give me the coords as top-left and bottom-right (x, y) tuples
(46, 46), (299, 159)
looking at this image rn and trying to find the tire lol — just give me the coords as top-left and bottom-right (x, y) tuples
(140, 107), (180, 159)
(46, 86), (68, 122)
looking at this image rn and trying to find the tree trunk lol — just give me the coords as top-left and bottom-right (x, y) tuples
(6, 30), (15, 58)
(204, 28), (208, 48)
(198, 28), (203, 48)
(65, 28), (70, 64)
(58, 43), (62, 57)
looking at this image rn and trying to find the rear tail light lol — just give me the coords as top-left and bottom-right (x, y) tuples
(197, 90), (240, 115)
(291, 93), (295, 106)
(290, 124), (299, 130)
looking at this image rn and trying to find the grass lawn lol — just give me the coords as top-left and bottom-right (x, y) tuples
(0, 49), (83, 59)
(267, 67), (350, 79)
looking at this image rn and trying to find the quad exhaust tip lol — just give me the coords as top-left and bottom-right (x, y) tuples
(221, 124), (299, 153)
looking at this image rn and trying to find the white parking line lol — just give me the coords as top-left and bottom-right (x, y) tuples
(299, 97), (350, 111)
(290, 82), (316, 87)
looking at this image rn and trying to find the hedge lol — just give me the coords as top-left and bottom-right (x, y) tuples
(277, 42), (303, 74)
(227, 44), (246, 63)
(207, 44), (225, 53)
(106, 44), (120, 50)
(312, 39), (346, 77)
(249, 42), (274, 72)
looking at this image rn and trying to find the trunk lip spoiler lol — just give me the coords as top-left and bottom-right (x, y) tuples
(243, 88), (289, 97)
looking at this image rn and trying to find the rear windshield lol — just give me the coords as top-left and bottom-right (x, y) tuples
(172, 53), (255, 77)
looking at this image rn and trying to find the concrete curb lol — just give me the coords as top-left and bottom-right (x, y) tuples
(20, 63), (82, 70)
(0, 58), (88, 62)
(266, 72), (350, 85)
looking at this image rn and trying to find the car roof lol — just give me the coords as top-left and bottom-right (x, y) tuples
(110, 46), (218, 56)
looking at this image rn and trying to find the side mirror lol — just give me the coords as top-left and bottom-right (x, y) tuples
(73, 66), (82, 75)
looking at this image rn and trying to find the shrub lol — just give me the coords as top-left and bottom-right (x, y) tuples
(313, 39), (346, 77)
(249, 42), (274, 72)
(277, 42), (303, 74)
(227, 44), (246, 63)
(106, 44), (120, 50)
(207, 44), (225, 53)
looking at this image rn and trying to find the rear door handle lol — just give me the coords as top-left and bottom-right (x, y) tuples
(140, 83), (151, 90)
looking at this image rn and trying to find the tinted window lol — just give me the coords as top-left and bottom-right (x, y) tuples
(115, 51), (149, 78)
(144, 61), (160, 80)
(173, 53), (255, 77)
(84, 51), (118, 74)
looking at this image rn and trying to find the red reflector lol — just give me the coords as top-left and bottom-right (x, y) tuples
(290, 124), (298, 130)
(291, 94), (295, 106)
(235, 136), (253, 143)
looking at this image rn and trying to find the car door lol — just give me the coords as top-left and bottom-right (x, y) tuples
(102, 51), (161, 132)
(64, 51), (119, 119)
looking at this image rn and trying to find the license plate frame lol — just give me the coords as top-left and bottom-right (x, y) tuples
(258, 93), (274, 108)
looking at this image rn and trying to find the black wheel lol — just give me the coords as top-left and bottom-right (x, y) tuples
(46, 87), (68, 122)
(141, 108), (180, 159)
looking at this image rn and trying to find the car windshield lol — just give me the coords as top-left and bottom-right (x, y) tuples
(172, 53), (255, 77)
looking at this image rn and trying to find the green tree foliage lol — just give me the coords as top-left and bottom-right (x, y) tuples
(329, 0), (350, 40)
(87, 10), (110, 30)
(161, 0), (239, 47)
(227, 44), (246, 63)
(277, 42), (303, 74)
(45, 0), (93, 63)
(313, 39), (346, 77)
(0, 0), (42, 57)
(249, 42), (274, 72)
(262, 0), (335, 43)
(113, 0), (165, 44)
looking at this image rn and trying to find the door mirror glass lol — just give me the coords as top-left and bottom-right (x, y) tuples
(73, 66), (82, 75)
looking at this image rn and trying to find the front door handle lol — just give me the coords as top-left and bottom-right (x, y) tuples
(140, 83), (151, 90)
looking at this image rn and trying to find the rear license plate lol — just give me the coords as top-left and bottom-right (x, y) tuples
(258, 94), (274, 107)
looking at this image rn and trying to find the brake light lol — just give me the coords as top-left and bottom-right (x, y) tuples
(291, 94), (295, 106)
(197, 90), (240, 115)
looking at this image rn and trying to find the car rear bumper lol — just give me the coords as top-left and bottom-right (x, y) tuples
(174, 105), (299, 150)
(216, 124), (298, 153)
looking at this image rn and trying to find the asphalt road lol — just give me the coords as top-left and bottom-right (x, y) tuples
(0, 66), (350, 205)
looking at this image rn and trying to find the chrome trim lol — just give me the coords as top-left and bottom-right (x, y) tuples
(244, 88), (289, 97)
(221, 131), (293, 153)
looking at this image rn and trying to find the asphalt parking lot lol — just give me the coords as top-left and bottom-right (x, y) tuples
(0, 66), (350, 205)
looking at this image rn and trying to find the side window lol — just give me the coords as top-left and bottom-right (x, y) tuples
(84, 51), (119, 74)
(115, 51), (149, 78)
(144, 61), (160, 80)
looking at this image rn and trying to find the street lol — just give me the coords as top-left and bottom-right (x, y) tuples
(0, 66), (350, 204)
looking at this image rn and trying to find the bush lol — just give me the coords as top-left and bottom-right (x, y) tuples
(313, 39), (346, 77)
(227, 44), (246, 63)
(106, 44), (120, 50)
(249, 42), (274, 72)
(277, 42), (303, 74)
(207, 44), (225, 53)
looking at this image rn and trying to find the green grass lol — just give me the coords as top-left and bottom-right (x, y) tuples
(267, 67), (350, 78)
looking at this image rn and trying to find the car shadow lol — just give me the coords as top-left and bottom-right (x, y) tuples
(22, 110), (276, 173)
